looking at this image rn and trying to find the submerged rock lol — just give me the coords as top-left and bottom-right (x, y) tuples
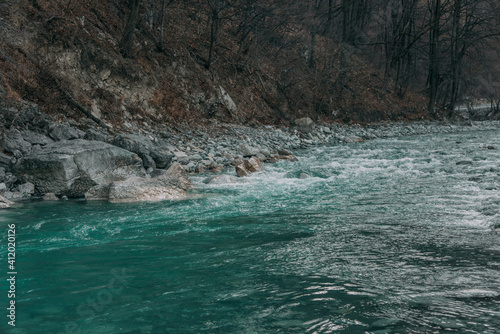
(14, 139), (146, 197)
(203, 175), (237, 184)
(85, 162), (191, 203)
(456, 161), (473, 166)
(43, 193), (59, 201)
(277, 154), (299, 162)
(344, 136), (365, 143)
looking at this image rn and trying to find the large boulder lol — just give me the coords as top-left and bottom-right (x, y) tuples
(295, 117), (315, 133)
(235, 157), (264, 177)
(2, 129), (32, 156)
(112, 134), (172, 168)
(0, 153), (13, 170)
(14, 140), (146, 197)
(85, 163), (191, 203)
(5, 182), (36, 200)
(0, 194), (13, 209)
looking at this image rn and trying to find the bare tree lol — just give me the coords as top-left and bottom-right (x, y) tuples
(120, 0), (142, 58)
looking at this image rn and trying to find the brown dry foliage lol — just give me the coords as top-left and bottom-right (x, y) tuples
(0, 0), (430, 127)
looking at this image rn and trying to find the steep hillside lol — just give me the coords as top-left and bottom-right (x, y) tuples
(1, 0), (430, 130)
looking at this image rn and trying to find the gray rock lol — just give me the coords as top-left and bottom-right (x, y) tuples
(16, 182), (35, 196)
(189, 154), (203, 162)
(231, 157), (244, 167)
(0, 153), (12, 168)
(235, 164), (251, 177)
(237, 144), (260, 157)
(0, 183), (6, 192)
(203, 175), (237, 184)
(0, 194), (13, 209)
(278, 149), (293, 156)
(277, 154), (299, 162)
(150, 169), (167, 178)
(260, 148), (271, 157)
(344, 136), (365, 143)
(43, 193), (59, 201)
(14, 140), (146, 197)
(21, 130), (54, 145)
(84, 128), (109, 142)
(0, 167), (5, 182)
(112, 134), (171, 168)
(49, 123), (85, 141)
(245, 157), (264, 173)
(299, 173), (310, 179)
(173, 151), (189, 165)
(3, 191), (25, 200)
(185, 161), (196, 171)
(219, 86), (237, 115)
(85, 163), (191, 203)
(196, 164), (205, 174)
(295, 117), (314, 133)
(112, 134), (151, 155)
(140, 154), (156, 169)
(4, 174), (17, 188)
(2, 129), (32, 155)
(235, 157), (264, 177)
(256, 153), (267, 162)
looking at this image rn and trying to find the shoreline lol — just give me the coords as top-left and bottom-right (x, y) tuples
(1, 104), (500, 208)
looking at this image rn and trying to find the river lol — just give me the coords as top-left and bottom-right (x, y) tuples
(1, 129), (500, 333)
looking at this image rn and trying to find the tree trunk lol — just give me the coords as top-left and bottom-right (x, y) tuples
(157, 0), (167, 51)
(447, 0), (462, 116)
(328, 0), (333, 32)
(207, 0), (223, 70)
(120, 0), (142, 58)
(427, 0), (441, 114)
(309, 30), (316, 68)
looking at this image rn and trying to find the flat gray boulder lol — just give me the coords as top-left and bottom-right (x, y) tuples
(14, 140), (146, 197)
(85, 163), (191, 203)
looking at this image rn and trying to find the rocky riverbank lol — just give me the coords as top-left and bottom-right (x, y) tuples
(1, 101), (500, 208)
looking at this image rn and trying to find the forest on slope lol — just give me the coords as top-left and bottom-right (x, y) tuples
(1, 0), (500, 127)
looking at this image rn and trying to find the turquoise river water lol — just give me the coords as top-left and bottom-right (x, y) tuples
(1, 130), (500, 333)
